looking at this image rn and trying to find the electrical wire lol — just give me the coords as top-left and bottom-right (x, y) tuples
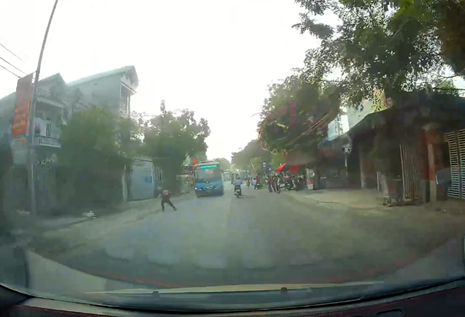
(0, 64), (20, 78)
(0, 56), (25, 75)
(0, 42), (24, 62)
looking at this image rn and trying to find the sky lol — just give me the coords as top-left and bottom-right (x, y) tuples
(0, 0), (319, 159)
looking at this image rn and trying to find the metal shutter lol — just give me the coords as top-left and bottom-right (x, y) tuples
(445, 131), (461, 198)
(458, 129), (465, 199)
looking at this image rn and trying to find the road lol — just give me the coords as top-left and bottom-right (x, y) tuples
(33, 183), (465, 289)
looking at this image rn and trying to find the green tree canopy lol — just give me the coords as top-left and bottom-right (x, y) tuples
(58, 106), (139, 176)
(58, 106), (140, 209)
(270, 151), (286, 169)
(141, 101), (210, 191)
(293, 0), (465, 105)
(257, 70), (341, 155)
(213, 157), (231, 170)
(250, 157), (264, 174)
(231, 139), (271, 170)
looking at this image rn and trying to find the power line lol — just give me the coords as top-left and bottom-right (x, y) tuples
(0, 42), (24, 62)
(0, 64), (20, 78)
(0, 56), (25, 75)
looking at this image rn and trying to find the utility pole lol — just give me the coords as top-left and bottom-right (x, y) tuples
(27, 0), (59, 216)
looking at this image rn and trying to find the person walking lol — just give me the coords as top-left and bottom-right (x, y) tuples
(274, 176), (281, 193)
(267, 176), (274, 192)
(161, 189), (177, 212)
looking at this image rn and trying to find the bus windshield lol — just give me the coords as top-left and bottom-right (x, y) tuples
(195, 167), (222, 183)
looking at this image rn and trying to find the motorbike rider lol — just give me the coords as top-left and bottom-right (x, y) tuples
(233, 174), (243, 195)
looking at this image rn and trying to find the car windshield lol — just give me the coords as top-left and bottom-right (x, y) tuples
(1, 0), (465, 312)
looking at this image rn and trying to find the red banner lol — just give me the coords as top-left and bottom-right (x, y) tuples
(11, 74), (33, 138)
(192, 157), (199, 171)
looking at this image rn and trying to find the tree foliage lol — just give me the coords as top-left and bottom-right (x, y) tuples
(0, 134), (12, 180)
(213, 157), (231, 170)
(231, 139), (271, 170)
(0, 134), (12, 233)
(257, 70), (341, 155)
(435, 79), (460, 96)
(58, 106), (140, 208)
(141, 101), (210, 191)
(250, 157), (266, 174)
(293, 0), (465, 106)
(59, 106), (139, 176)
(270, 151), (286, 169)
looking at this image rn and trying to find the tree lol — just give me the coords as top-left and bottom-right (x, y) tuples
(196, 152), (208, 162)
(293, 0), (465, 106)
(436, 79), (460, 96)
(0, 134), (12, 236)
(213, 157), (231, 170)
(270, 151), (286, 169)
(231, 139), (271, 170)
(141, 101), (210, 191)
(257, 70), (341, 157)
(250, 157), (264, 174)
(58, 106), (139, 208)
(393, 0), (465, 76)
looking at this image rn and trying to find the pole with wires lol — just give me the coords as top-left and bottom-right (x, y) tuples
(27, 0), (59, 216)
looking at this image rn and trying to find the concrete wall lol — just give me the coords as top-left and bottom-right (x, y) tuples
(327, 116), (343, 141)
(347, 100), (374, 129)
(130, 159), (155, 200)
(71, 75), (121, 111)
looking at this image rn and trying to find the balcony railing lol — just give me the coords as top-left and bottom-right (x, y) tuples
(36, 88), (66, 108)
(34, 136), (61, 148)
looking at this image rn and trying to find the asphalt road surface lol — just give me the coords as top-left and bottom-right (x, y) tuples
(37, 183), (465, 289)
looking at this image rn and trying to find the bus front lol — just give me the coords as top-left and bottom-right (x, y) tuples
(194, 163), (224, 197)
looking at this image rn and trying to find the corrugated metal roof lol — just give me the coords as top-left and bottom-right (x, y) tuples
(67, 65), (138, 87)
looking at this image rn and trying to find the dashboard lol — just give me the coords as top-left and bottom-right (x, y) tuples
(3, 279), (465, 317)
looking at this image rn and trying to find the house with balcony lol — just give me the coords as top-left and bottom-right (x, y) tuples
(0, 66), (141, 214)
(67, 66), (138, 117)
(0, 73), (92, 214)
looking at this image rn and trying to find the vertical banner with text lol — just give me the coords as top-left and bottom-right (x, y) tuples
(192, 157), (199, 171)
(11, 74), (33, 165)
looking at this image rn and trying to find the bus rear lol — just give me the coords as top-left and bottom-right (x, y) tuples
(193, 162), (224, 197)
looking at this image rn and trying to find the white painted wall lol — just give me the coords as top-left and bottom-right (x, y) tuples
(70, 75), (122, 111)
(346, 100), (373, 129)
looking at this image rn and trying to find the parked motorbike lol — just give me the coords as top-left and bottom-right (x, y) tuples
(234, 185), (242, 197)
(285, 180), (295, 191)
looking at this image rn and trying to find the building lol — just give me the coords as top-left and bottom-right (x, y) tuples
(347, 91), (465, 205)
(346, 100), (374, 130)
(0, 66), (151, 214)
(314, 100), (374, 189)
(67, 66), (138, 117)
(0, 73), (92, 213)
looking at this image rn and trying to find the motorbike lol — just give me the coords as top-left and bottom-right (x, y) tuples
(234, 185), (242, 197)
(285, 180), (295, 191)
